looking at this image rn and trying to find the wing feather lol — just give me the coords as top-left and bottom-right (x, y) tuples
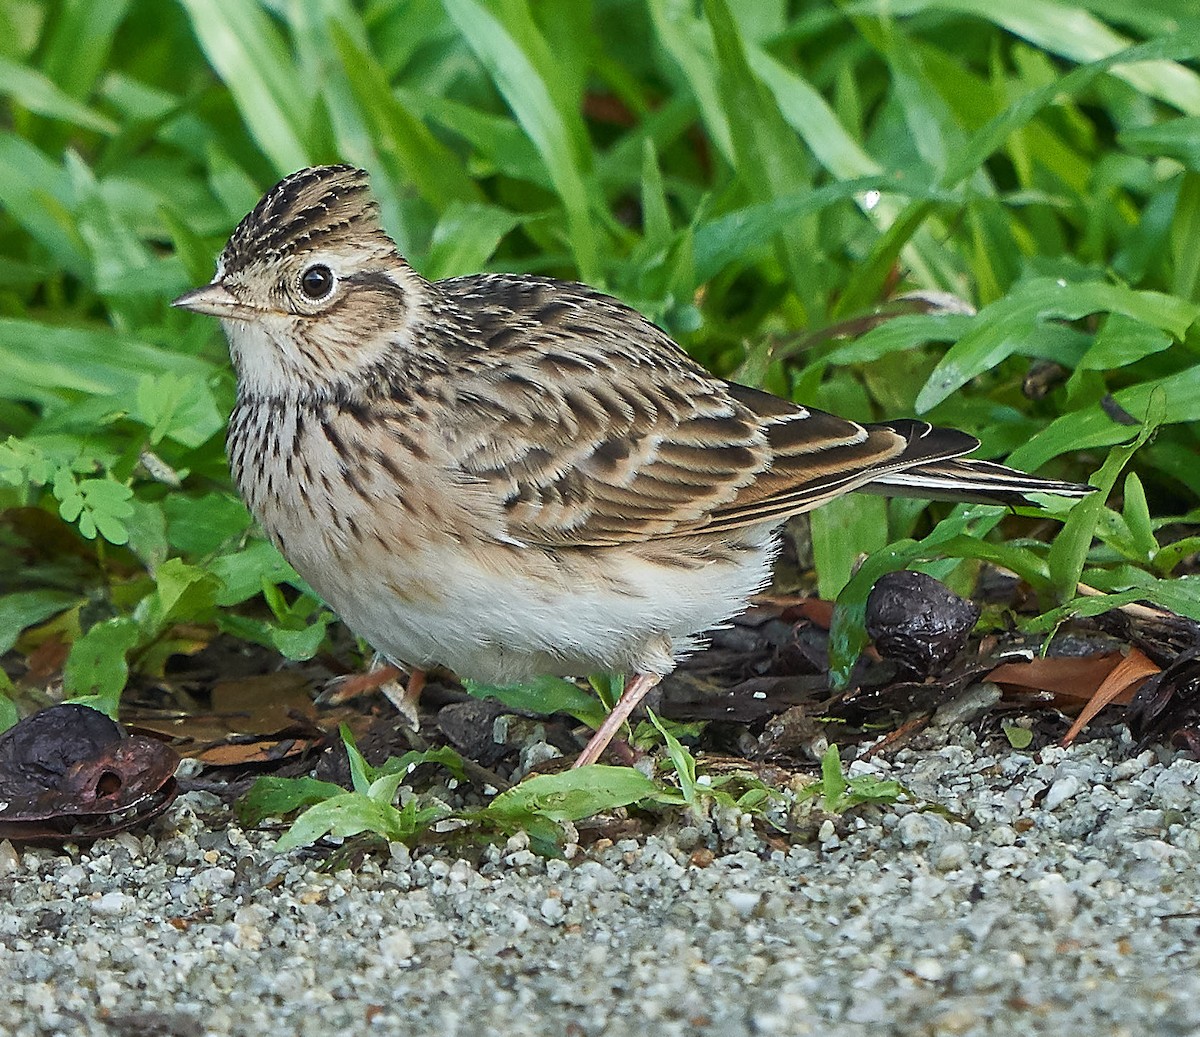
(436, 274), (982, 548)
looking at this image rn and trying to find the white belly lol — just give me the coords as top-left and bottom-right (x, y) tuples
(302, 526), (780, 683)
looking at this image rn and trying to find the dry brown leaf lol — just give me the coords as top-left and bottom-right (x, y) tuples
(987, 652), (1126, 702)
(1060, 648), (1161, 747)
(194, 738), (313, 766)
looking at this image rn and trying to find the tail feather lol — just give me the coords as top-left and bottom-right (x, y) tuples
(864, 457), (1093, 506)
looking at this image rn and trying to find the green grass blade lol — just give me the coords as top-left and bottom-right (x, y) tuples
(916, 279), (1200, 413)
(0, 56), (118, 134)
(327, 22), (484, 211)
(443, 0), (601, 282)
(177, 0), (314, 174)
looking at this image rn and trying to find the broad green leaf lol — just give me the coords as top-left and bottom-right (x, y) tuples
(0, 691), (16, 734)
(818, 744), (847, 812)
(269, 613), (332, 661)
(0, 589), (82, 655)
(134, 372), (224, 449)
(1003, 723), (1034, 750)
(422, 203), (521, 280)
(0, 318), (215, 409)
(1073, 313), (1173, 375)
(484, 766), (659, 823)
(703, 0), (820, 314)
(238, 776), (347, 824)
(63, 617), (140, 716)
(916, 279), (1199, 413)
(273, 793), (446, 852)
(811, 493), (889, 601)
(1010, 364), (1200, 471)
(164, 493), (252, 556)
(136, 558), (222, 635)
(404, 89), (548, 188)
(207, 539), (302, 607)
(464, 675), (608, 729)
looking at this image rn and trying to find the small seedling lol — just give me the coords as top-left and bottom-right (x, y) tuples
(797, 744), (908, 814)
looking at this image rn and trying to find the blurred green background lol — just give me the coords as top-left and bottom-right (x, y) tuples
(2, 0), (1199, 718)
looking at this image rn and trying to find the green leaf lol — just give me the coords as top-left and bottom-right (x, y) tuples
(464, 675), (608, 729)
(0, 134), (89, 277)
(0, 317), (216, 410)
(176, 0), (314, 174)
(484, 766), (659, 824)
(273, 793), (445, 853)
(647, 709), (699, 810)
(341, 724), (374, 796)
(800, 744), (907, 813)
(1120, 118), (1200, 171)
(1002, 723), (1034, 750)
(237, 775), (348, 825)
(1072, 313), (1173, 376)
(818, 744), (847, 813)
(0, 689), (17, 734)
(647, 0), (733, 161)
(63, 617), (140, 717)
(1047, 421), (1155, 599)
(916, 278), (1199, 413)
(692, 176), (910, 285)
(443, 0), (600, 282)
(0, 55), (119, 134)
(702, 0), (819, 314)
(421, 203), (521, 280)
(164, 493), (252, 556)
(326, 22), (484, 212)
(133, 372), (224, 449)
(135, 557), (222, 636)
(0, 589), (82, 655)
(1011, 364), (1200, 472)
(269, 615), (331, 661)
(207, 539), (301, 607)
(52, 471), (135, 545)
(1028, 575), (1200, 628)
(810, 492), (889, 601)
(376, 746), (469, 785)
(1171, 171), (1200, 303)
(1121, 473), (1157, 565)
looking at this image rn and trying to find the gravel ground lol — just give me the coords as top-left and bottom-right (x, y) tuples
(3, 721), (1200, 1037)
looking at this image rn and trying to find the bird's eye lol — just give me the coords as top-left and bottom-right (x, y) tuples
(299, 264), (335, 300)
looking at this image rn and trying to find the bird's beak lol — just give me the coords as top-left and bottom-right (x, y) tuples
(172, 281), (260, 320)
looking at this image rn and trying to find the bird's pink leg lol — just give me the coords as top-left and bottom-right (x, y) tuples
(572, 672), (662, 768)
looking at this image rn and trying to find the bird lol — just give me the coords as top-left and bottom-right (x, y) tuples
(173, 164), (1092, 768)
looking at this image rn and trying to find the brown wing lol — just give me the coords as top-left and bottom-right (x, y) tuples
(436, 274), (972, 547)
